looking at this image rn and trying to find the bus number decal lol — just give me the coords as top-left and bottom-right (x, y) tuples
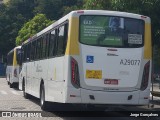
(120, 59), (140, 66)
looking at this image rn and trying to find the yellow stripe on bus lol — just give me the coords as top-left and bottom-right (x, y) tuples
(13, 49), (18, 66)
(144, 23), (152, 59)
(65, 17), (80, 55)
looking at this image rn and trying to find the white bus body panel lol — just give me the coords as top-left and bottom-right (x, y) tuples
(6, 66), (20, 84)
(79, 45), (144, 90)
(22, 57), (65, 102)
(46, 57), (64, 102)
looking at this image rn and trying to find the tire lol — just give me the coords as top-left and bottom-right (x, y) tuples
(22, 80), (30, 99)
(9, 83), (14, 88)
(40, 84), (48, 111)
(8, 76), (13, 88)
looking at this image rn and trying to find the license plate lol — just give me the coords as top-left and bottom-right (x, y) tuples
(104, 79), (118, 85)
(86, 70), (102, 79)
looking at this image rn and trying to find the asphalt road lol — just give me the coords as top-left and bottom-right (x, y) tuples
(0, 78), (159, 120)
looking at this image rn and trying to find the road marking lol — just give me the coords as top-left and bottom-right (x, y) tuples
(10, 90), (20, 95)
(0, 90), (7, 95)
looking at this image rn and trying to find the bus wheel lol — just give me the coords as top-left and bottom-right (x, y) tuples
(23, 80), (30, 99)
(9, 77), (13, 88)
(9, 83), (14, 88)
(40, 84), (48, 111)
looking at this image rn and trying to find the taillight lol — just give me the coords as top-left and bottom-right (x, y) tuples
(140, 61), (150, 91)
(77, 10), (84, 14)
(71, 57), (80, 88)
(14, 69), (17, 77)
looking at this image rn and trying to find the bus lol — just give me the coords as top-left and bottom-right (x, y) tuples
(6, 46), (21, 88)
(19, 10), (152, 110)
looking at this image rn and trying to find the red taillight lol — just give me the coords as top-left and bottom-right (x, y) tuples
(14, 69), (17, 77)
(141, 16), (147, 19)
(77, 10), (84, 14)
(71, 57), (80, 88)
(140, 61), (150, 91)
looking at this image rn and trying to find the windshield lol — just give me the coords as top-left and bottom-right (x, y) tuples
(16, 48), (21, 63)
(79, 15), (144, 48)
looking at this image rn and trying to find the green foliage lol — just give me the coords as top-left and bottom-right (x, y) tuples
(83, 0), (112, 10)
(16, 14), (53, 45)
(0, 0), (36, 56)
(34, 0), (62, 20)
(62, 0), (83, 15)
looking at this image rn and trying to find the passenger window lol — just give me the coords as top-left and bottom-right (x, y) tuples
(42, 34), (49, 59)
(57, 23), (68, 56)
(36, 38), (42, 60)
(27, 43), (31, 61)
(42, 37), (45, 59)
(49, 30), (57, 57)
(57, 26), (64, 56)
(30, 41), (36, 61)
(46, 34), (50, 58)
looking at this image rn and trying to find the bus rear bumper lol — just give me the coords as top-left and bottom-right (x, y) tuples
(65, 87), (150, 105)
(80, 88), (150, 105)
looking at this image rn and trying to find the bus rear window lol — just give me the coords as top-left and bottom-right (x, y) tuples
(79, 15), (144, 48)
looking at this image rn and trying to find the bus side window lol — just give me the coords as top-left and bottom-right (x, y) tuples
(49, 30), (56, 57)
(57, 23), (68, 56)
(40, 37), (43, 59)
(16, 49), (22, 65)
(7, 51), (14, 65)
(27, 43), (31, 61)
(30, 41), (36, 61)
(57, 26), (64, 56)
(35, 38), (42, 60)
(42, 34), (49, 59)
(46, 34), (50, 58)
(64, 23), (68, 54)
(23, 45), (27, 62)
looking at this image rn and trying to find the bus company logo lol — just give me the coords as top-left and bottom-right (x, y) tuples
(83, 20), (96, 25)
(2, 112), (12, 117)
(86, 56), (94, 63)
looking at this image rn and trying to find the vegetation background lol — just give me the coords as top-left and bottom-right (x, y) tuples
(0, 0), (159, 73)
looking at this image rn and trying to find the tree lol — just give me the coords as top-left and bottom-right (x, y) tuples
(83, 0), (112, 10)
(112, 0), (160, 45)
(62, 0), (83, 15)
(34, 0), (63, 20)
(16, 14), (53, 45)
(0, 0), (36, 58)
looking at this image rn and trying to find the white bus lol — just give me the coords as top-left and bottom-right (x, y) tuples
(6, 46), (21, 88)
(19, 10), (152, 110)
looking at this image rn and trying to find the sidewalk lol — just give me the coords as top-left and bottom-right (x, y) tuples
(151, 84), (160, 97)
